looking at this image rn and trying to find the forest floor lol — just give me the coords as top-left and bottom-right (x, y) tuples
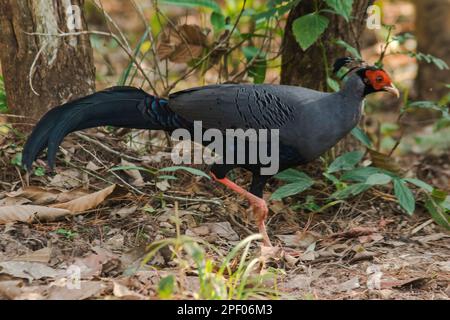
(0, 130), (448, 300)
(0, 0), (448, 301)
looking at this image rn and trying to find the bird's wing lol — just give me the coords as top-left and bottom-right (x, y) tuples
(168, 84), (316, 131)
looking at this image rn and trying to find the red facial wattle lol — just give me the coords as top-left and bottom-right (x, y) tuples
(365, 69), (391, 90)
(365, 69), (400, 97)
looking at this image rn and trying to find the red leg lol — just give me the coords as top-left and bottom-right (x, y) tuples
(211, 173), (273, 247)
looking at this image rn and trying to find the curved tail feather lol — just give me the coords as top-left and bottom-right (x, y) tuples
(22, 86), (176, 171)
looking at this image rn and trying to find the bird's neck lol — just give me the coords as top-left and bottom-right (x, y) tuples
(339, 73), (367, 100)
(334, 74), (366, 132)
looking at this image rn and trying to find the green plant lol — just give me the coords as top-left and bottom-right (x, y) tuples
(0, 75), (7, 113)
(56, 228), (79, 240)
(143, 230), (280, 299)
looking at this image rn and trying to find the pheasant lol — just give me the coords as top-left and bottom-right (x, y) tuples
(22, 58), (399, 247)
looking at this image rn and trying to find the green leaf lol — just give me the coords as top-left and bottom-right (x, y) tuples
(275, 169), (313, 184)
(292, 13), (329, 51)
(34, 167), (46, 177)
(351, 127), (373, 148)
(327, 77), (340, 92)
(271, 180), (314, 201)
(331, 183), (371, 200)
(403, 178), (433, 193)
(342, 167), (390, 183)
(242, 46), (267, 84)
(325, 0), (354, 22)
(335, 39), (362, 59)
(211, 11), (226, 32)
(366, 173), (392, 186)
(393, 179), (415, 215)
(431, 188), (448, 203)
(159, 0), (221, 12)
(159, 166), (211, 180)
(425, 198), (450, 230)
(11, 153), (22, 167)
(327, 151), (364, 173)
(158, 275), (175, 299)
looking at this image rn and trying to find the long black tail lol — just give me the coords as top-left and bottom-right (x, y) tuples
(22, 86), (179, 171)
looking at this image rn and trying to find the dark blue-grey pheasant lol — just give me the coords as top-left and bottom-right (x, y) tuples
(22, 58), (399, 247)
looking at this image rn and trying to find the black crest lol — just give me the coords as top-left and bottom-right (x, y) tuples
(333, 57), (354, 74)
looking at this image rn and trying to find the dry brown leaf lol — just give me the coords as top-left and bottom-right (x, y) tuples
(12, 247), (52, 264)
(0, 196), (31, 206)
(0, 205), (71, 224)
(276, 231), (320, 249)
(121, 159), (145, 187)
(7, 187), (60, 205)
(52, 185), (116, 214)
(204, 222), (239, 241)
(0, 261), (63, 282)
(381, 277), (429, 289)
(157, 24), (208, 63)
(110, 206), (138, 219)
(113, 281), (146, 300)
(47, 281), (106, 300)
(49, 169), (83, 188)
(6, 187), (89, 205)
(368, 149), (403, 175)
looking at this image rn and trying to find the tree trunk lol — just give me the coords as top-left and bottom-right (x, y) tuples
(415, 0), (450, 101)
(281, 0), (374, 90)
(0, 0), (95, 123)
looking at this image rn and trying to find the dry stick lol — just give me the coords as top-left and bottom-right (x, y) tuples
(94, 0), (132, 52)
(74, 132), (144, 162)
(131, 0), (166, 90)
(27, 30), (158, 95)
(77, 142), (146, 196)
(70, 143), (222, 205)
(230, 15), (273, 82)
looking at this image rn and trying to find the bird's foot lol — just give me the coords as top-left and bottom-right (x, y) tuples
(249, 197), (272, 247)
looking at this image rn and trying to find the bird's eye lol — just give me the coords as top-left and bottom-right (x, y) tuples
(376, 76), (383, 82)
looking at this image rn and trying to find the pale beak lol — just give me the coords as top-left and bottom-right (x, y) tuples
(383, 83), (400, 98)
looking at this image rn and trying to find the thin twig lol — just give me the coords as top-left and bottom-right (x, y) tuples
(74, 132), (144, 162)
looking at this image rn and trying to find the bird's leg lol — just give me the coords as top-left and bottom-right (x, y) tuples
(211, 173), (273, 247)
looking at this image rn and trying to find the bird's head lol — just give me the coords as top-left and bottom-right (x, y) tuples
(333, 57), (400, 98)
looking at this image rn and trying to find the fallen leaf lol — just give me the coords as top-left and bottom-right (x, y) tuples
(73, 251), (113, 279)
(0, 280), (24, 299)
(113, 281), (146, 300)
(0, 261), (63, 282)
(0, 196), (31, 206)
(157, 24), (208, 63)
(86, 161), (102, 171)
(47, 280), (106, 300)
(336, 276), (360, 292)
(411, 233), (449, 244)
(52, 185), (116, 214)
(204, 222), (239, 241)
(0, 205), (71, 224)
(156, 180), (171, 192)
(358, 233), (384, 244)
(12, 247), (52, 264)
(381, 277), (428, 289)
(329, 227), (378, 239)
(276, 231), (320, 249)
(49, 169), (82, 188)
(437, 261), (450, 272)
(110, 206), (138, 219)
(121, 159), (145, 187)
